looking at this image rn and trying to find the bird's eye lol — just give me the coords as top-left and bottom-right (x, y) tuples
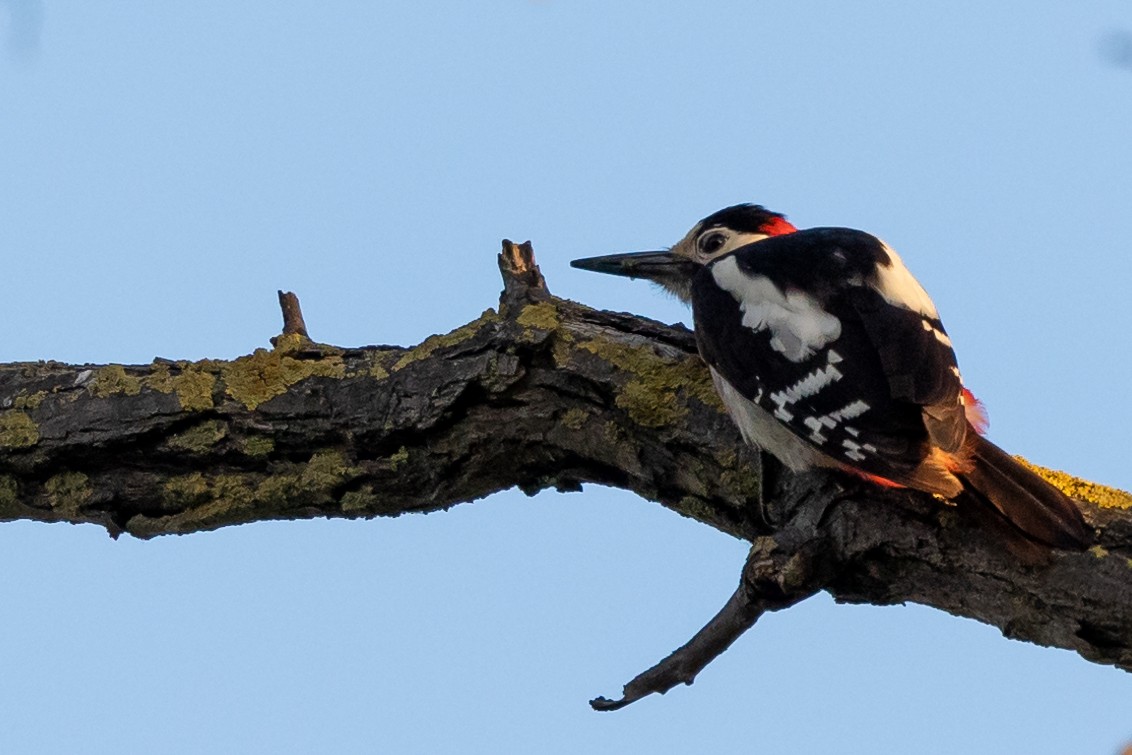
(698, 231), (727, 255)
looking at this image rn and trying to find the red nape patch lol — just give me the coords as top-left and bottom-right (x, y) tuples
(760, 216), (797, 236)
(961, 388), (989, 435)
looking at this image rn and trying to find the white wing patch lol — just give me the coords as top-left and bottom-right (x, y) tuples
(711, 256), (842, 362)
(921, 318), (952, 346)
(873, 242), (939, 318)
(769, 363), (843, 408)
(841, 438), (878, 462)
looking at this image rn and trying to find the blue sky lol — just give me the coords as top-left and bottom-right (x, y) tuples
(2, 2), (1131, 753)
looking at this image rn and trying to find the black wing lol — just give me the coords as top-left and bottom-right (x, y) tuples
(692, 228), (965, 484)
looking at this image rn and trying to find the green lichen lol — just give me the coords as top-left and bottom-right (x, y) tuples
(174, 370), (217, 411)
(81, 362), (219, 412)
(392, 310), (500, 371)
(13, 391), (46, 410)
(154, 450), (359, 533)
(221, 349), (346, 410)
(389, 446), (410, 470)
(341, 485), (375, 513)
(241, 436), (275, 457)
(720, 465), (762, 501)
(515, 301), (560, 339)
(167, 420), (228, 453)
(90, 365), (143, 398)
(1019, 459), (1132, 510)
(271, 333), (310, 353)
(561, 408), (588, 430)
(163, 472), (211, 507)
(602, 421), (623, 445)
(551, 330), (577, 367)
(254, 450), (357, 506)
(170, 370), (216, 412)
(44, 471), (91, 515)
(715, 447), (763, 501)
(0, 411), (39, 448)
(0, 475), (18, 511)
(367, 355), (392, 380)
(677, 495), (719, 525)
(151, 472), (257, 534)
(1089, 545), (1109, 559)
(577, 337), (723, 428)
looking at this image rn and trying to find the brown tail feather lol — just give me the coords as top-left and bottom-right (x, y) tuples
(959, 435), (1090, 550)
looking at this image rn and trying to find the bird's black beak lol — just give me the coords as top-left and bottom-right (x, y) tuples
(570, 251), (694, 283)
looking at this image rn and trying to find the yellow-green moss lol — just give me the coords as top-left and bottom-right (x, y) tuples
(365, 354), (391, 380)
(1089, 544), (1109, 559)
(254, 450), (357, 506)
(577, 337), (723, 428)
(153, 472), (257, 534)
(516, 301), (560, 340)
(167, 370), (216, 412)
(12, 391), (46, 410)
(0, 475), (18, 509)
(392, 310), (499, 371)
(677, 495), (719, 524)
(90, 365), (143, 398)
(0, 411), (39, 448)
(271, 333), (309, 353)
(145, 363), (217, 411)
(241, 436), (275, 457)
(1019, 460), (1132, 510)
(154, 451), (359, 532)
(163, 472), (211, 507)
(720, 465), (762, 501)
(389, 446), (410, 470)
(44, 471), (91, 515)
(561, 408), (588, 430)
(167, 420), (228, 453)
(341, 485), (375, 513)
(713, 448), (761, 500)
(221, 349), (346, 410)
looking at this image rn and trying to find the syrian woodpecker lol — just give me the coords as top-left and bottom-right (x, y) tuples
(571, 204), (1089, 549)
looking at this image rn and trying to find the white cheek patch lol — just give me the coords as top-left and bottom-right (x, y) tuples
(873, 242), (939, 318)
(712, 257), (842, 362)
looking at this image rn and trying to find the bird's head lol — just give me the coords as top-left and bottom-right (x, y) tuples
(570, 204), (797, 302)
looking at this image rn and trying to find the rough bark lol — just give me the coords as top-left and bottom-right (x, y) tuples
(2, 241), (1130, 706)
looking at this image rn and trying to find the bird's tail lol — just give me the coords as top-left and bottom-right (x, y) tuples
(959, 434), (1090, 550)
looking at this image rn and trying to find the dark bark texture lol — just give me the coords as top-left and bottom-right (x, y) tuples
(2, 241), (1130, 706)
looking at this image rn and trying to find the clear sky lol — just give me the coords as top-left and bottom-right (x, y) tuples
(3, 2), (1132, 753)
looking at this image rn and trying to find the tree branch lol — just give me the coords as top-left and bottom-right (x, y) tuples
(2, 240), (1130, 707)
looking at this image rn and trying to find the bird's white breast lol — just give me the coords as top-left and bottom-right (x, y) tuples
(709, 368), (830, 471)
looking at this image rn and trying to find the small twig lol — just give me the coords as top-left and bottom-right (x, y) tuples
(276, 290), (309, 339)
(591, 535), (826, 710)
(590, 583), (764, 711)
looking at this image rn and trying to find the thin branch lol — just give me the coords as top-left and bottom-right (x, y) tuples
(2, 240), (1131, 701)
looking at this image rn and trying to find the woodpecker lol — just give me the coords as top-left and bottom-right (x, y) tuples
(571, 204), (1089, 549)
